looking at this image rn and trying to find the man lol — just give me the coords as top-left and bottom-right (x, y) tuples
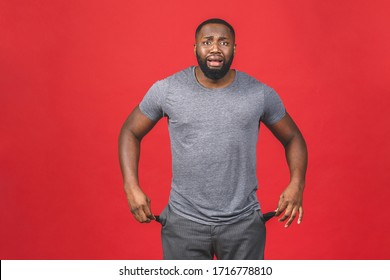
(118, 18), (307, 260)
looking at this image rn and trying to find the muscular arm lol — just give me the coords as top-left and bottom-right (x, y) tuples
(118, 105), (158, 223)
(266, 112), (308, 228)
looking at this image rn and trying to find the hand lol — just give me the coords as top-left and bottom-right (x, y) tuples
(125, 185), (155, 223)
(275, 182), (304, 228)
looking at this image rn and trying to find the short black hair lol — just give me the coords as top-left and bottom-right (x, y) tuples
(195, 18), (235, 40)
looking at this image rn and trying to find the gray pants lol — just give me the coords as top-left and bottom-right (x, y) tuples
(158, 205), (266, 260)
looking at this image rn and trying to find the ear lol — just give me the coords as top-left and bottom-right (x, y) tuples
(193, 43), (197, 55)
(234, 44), (236, 54)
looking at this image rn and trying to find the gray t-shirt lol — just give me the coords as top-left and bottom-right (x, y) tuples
(139, 66), (286, 225)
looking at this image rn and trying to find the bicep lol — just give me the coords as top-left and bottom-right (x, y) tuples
(265, 113), (302, 147)
(121, 105), (158, 140)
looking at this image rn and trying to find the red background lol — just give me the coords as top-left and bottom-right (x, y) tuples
(1, 0), (389, 259)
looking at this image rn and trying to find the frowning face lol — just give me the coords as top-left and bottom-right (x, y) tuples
(195, 23), (235, 80)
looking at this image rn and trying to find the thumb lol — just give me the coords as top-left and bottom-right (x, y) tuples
(145, 198), (155, 220)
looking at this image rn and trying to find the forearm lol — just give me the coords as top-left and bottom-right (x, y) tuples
(118, 126), (142, 193)
(118, 106), (158, 222)
(284, 132), (308, 189)
(268, 114), (307, 226)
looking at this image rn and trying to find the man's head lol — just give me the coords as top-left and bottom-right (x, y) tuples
(194, 18), (236, 80)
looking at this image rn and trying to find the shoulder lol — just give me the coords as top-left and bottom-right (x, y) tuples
(235, 70), (272, 93)
(155, 67), (194, 88)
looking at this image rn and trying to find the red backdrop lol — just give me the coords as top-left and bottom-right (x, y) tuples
(1, 0), (389, 259)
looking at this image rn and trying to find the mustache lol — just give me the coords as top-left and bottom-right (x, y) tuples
(196, 51), (234, 80)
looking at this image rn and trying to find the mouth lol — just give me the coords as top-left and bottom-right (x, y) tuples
(206, 56), (224, 68)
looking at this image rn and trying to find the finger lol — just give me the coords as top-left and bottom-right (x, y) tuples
(131, 207), (149, 223)
(278, 201), (292, 221)
(279, 202), (294, 222)
(285, 207), (298, 228)
(275, 197), (284, 216)
(278, 210), (289, 222)
(146, 198), (156, 220)
(142, 204), (153, 223)
(139, 210), (150, 223)
(131, 209), (141, 222)
(275, 206), (280, 216)
(275, 198), (287, 216)
(297, 206), (304, 224)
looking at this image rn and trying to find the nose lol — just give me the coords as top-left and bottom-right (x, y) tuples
(210, 41), (221, 53)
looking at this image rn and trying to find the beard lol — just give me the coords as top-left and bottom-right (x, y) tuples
(196, 52), (234, 80)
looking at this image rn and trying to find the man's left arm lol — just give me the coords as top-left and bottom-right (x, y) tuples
(266, 113), (308, 228)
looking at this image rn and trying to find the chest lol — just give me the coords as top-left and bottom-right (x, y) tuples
(165, 88), (264, 132)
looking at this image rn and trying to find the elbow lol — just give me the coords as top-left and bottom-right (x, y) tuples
(119, 124), (142, 143)
(284, 130), (306, 149)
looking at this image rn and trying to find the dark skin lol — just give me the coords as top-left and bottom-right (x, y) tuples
(194, 23), (236, 88)
(118, 23), (308, 228)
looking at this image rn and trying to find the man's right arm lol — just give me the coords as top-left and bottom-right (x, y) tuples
(118, 105), (158, 223)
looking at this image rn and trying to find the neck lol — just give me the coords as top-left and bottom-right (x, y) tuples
(194, 67), (235, 89)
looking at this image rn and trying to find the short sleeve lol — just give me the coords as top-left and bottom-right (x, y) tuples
(139, 81), (166, 122)
(261, 86), (286, 125)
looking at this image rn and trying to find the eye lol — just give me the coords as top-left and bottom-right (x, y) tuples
(202, 41), (212, 45)
(220, 41), (229, 46)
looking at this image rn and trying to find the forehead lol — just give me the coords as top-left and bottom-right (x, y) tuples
(196, 23), (233, 40)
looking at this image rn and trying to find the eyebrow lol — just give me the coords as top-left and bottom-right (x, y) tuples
(201, 35), (230, 40)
